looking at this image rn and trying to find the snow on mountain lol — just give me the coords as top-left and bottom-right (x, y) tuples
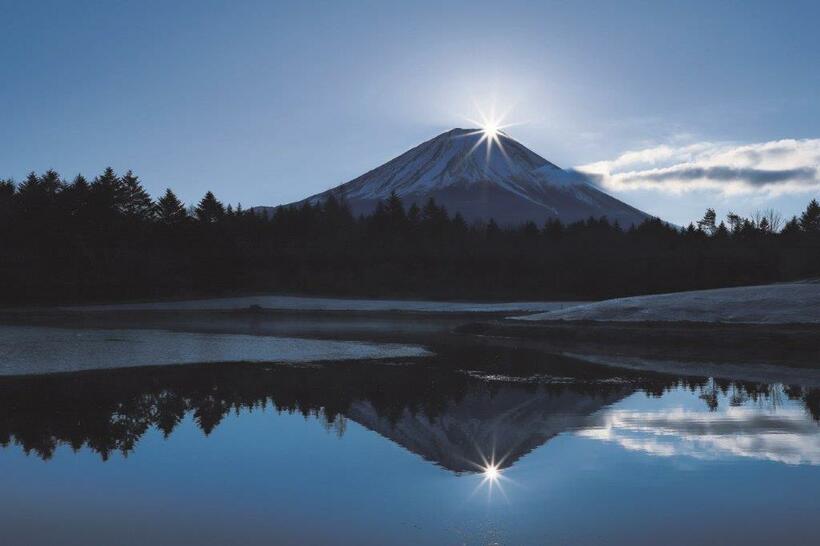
(258, 128), (652, 226)
(325, 128), (560, 201)
(345, 383), (630, 473)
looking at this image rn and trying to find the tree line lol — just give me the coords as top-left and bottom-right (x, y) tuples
(1, 168), (819, 303)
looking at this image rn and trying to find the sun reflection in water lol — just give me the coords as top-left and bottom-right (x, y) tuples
(468, 452), (513, 503)
(483, 463), (501, 481)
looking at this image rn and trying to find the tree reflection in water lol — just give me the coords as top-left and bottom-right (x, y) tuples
(0, 345), (817, 467)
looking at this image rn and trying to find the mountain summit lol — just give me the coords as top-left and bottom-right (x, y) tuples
(271, 128), (651, 226)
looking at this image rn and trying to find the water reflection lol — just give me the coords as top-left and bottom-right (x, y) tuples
(1, 348), (817, 470)
(580, 380), (820, 465)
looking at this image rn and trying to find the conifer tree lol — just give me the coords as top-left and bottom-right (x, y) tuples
(422, 197), (439, 223)
(16, 172), (49, 215)
(799, 199), (820, 232)
(119, 170), (155, 220)
(59, 175), (91, 218)
(93, 167), (119, 191)
(697, 208), (717, 235)
(0, 179), (14, 225)
(384, 191), (406, 231)
(156, 189), (187, 224)
(485, 218), (500, 240)
(406, 202), (421, 227)
(70, 174), (90, 193)
(726, 212), (742, 234)
(90, 167), (122, 216)
(782, 216), (801, 237)
(39, 169), (63, 196)
(543, 218), (562, 241)
(195, 191), (225, 223)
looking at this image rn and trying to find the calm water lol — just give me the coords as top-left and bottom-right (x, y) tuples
(2, 340), (819, 545)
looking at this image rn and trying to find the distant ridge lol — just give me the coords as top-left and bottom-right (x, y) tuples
(256, 128), (652, 226)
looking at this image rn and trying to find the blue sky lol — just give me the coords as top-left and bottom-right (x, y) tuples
(2, 0), (819, 225)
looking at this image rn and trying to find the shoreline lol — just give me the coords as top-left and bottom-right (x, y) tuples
(5, 305), (820, 386)
(457, 319), (820, 385)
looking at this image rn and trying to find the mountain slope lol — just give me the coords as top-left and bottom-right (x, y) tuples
(345, 383), (631, 473)
(262, 128), (652, 226)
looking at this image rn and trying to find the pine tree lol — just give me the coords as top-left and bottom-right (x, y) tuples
(782, 216), (801, 237)
(39, 169), (63, 196)
(407, 203), (421, 226)
(90, 167), (122, 216)
(486, 218), (500, 239)
(522, 220), (539, 238)
(59, 175), (91, 218)
(422, 197), (439, 222)
(119, 170), (155, 220)
(543, 218), (562, 241)
(452, 212), (468, 232)
(156, 189), (187, 224)
(384, 191), (406, 229)
(70, 174), (90, 193)
(16, 172), (49, 215)
(93, 167), (119, 192)
(697, 208), (717, 235)
(726, 212), (743, 234)
(0, 179), (13, 201)
(421, 197), (449, 235)
(0, 179), (14, 224)
(195, 191), (225, 223)
(799, 199), (820, 232)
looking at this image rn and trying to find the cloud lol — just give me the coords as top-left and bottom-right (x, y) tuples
(577, 139), (820, 196)
(578, 406), (820, 466)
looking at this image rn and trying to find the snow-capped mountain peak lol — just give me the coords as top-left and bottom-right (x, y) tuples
(336, 128), (566, 201)
(266, 128), (652, 226)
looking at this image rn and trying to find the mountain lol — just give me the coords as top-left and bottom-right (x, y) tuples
(345, 382), (631, 473)
(258, 128), (652, 226)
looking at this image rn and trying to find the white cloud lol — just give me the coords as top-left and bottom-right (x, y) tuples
(577, 139), (820, 196)
(578, 406), (820, 466)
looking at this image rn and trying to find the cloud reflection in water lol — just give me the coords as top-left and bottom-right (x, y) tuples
(579, 405), (820, 465)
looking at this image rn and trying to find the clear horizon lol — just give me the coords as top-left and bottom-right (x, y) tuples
(2, 0), (819, 226)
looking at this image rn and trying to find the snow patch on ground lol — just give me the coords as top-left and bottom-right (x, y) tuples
(0, 326), (431, 376)
(513, 281), (820, 324)
(65, 296), (579, 314)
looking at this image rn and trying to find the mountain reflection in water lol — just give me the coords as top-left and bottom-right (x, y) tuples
(1, 346), (817, 470)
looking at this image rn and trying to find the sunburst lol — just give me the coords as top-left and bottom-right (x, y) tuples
(466, 447), (514, 503)
(462, 103), (524, 163)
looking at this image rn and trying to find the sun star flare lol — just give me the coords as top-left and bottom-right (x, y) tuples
(463, 103), (524, 162)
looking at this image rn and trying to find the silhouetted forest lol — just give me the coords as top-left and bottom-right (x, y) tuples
(2, 168), (820, 303)
(2, 346), (814, 461)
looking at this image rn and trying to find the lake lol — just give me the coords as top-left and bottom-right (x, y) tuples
(1, 320), (819, 545)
